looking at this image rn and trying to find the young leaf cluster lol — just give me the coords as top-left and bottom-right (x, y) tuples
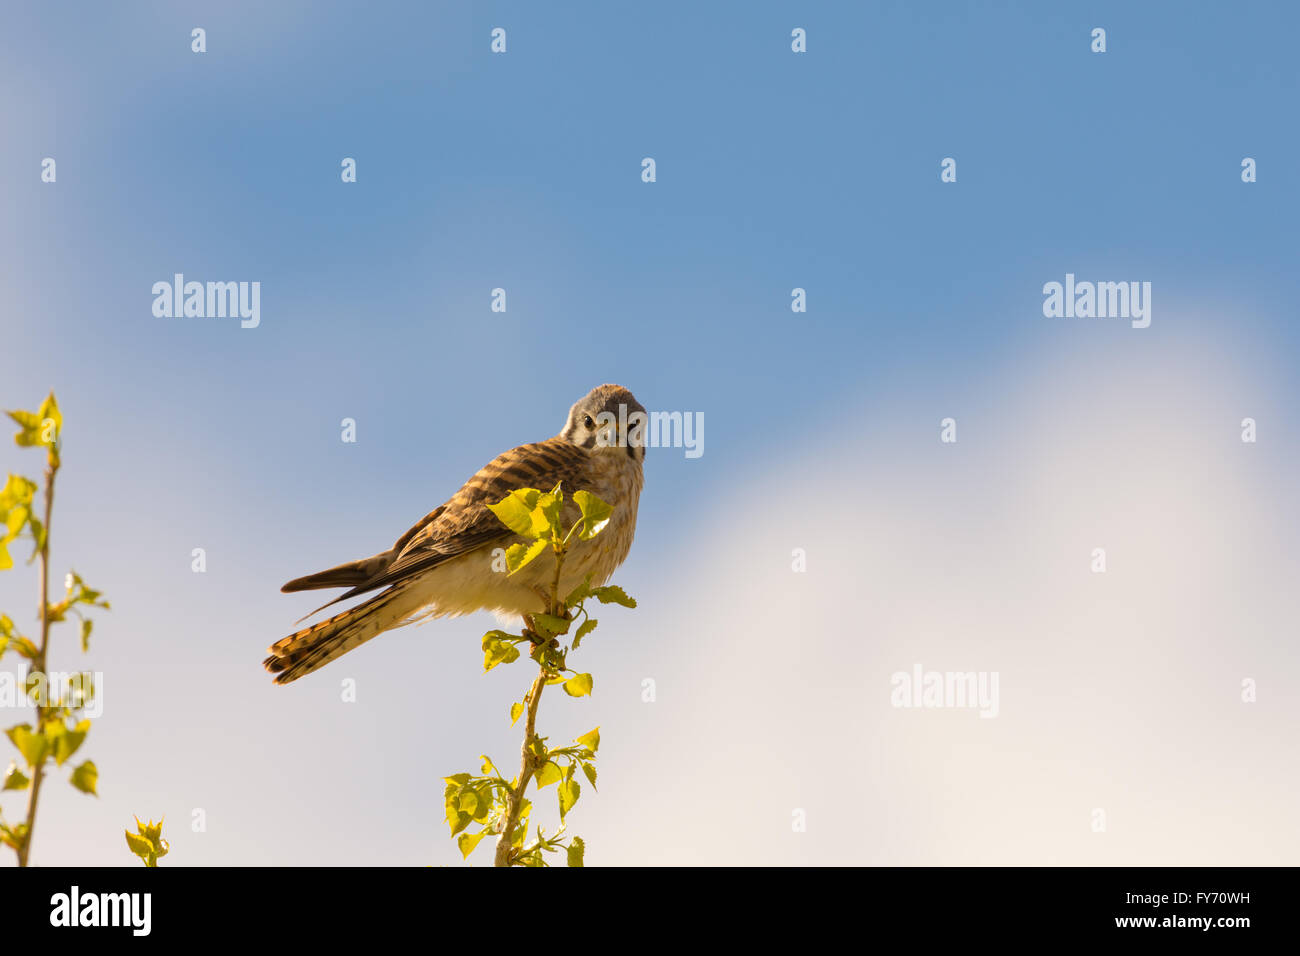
(124, 816), (168, 867)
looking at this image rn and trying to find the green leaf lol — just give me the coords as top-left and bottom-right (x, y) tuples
(482, 634), (521, 672)
(69, 759), (98, 795)
(26, 516), (44, 558)
(0, 474), (36, 509)
(533, 613), (570, 639)
(447, 809), (473, 837)
(532, 491), (563, 537)
(7, 396), (60, 462)
(125, 829), (154, 863)
(6, 409), (41, 446)
(458, 829), (490, 859)
(37, 393), (62, 444)
(572, 490), (613, 540)
(473, 792), (493, 823)
(6, 724), (50, 767)
(535, 761), (563, 789)
(137, 817), (165, 851)
(581, 762), (597, 790)
(125, 817), (167, 866)
(558, 777), (580, 820)
(567, 836), (585, 867)
(63, 571), (107, 608)
(4, 504), (27, 538)
(505, 538), (549, 575)
(487, 489), (542, 537)
(79, 617), (93, 653)
(575, 727), (600, 753)
(563, 575), (594, 607)
(2, 761), (29, 790)
(53, 720), (89, 766)
(591, 585), (636, 608)
(572, 617), (597, 649)
(0, 822), (28, 851)
(509, 701), (524, 726)
(562, 673), (593, 697)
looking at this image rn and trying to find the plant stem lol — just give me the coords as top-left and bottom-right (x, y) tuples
(493, 533), (571, 866)
(17, 462), (55, 868)
(494, 665), (548, 866)
(549, 543), (565, 616)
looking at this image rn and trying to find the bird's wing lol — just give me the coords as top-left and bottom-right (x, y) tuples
(286, 437), (590, 615)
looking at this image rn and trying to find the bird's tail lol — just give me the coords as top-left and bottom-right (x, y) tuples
(263, 582), (419, 685)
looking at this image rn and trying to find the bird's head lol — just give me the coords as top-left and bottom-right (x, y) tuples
(559, 384), (647, 464)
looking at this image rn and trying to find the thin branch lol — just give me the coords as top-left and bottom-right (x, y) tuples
(549, 546), (564, 616)
(17, 462), (55, 867)
(494, 535), (572, 866)
(494, 665), (548, 866)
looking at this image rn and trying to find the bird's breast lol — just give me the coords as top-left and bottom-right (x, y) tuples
(565, 453), (643, 588)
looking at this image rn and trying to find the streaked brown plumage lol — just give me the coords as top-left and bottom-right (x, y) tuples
(264, 384), (645, 684)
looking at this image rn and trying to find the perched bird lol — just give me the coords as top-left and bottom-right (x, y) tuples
(263, 384), (646, 684)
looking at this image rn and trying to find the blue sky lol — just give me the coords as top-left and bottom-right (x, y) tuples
(1, 2), (1296, 865)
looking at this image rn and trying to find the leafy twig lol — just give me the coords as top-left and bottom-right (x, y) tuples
(0, 393), (108, 866)
(442, 483), (634, 867)
(16, 456), (54, 868)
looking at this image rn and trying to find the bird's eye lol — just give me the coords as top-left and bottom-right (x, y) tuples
(583, 415), (595, 429)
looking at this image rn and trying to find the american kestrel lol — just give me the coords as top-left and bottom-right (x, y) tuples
(263, 384), (646, 684)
